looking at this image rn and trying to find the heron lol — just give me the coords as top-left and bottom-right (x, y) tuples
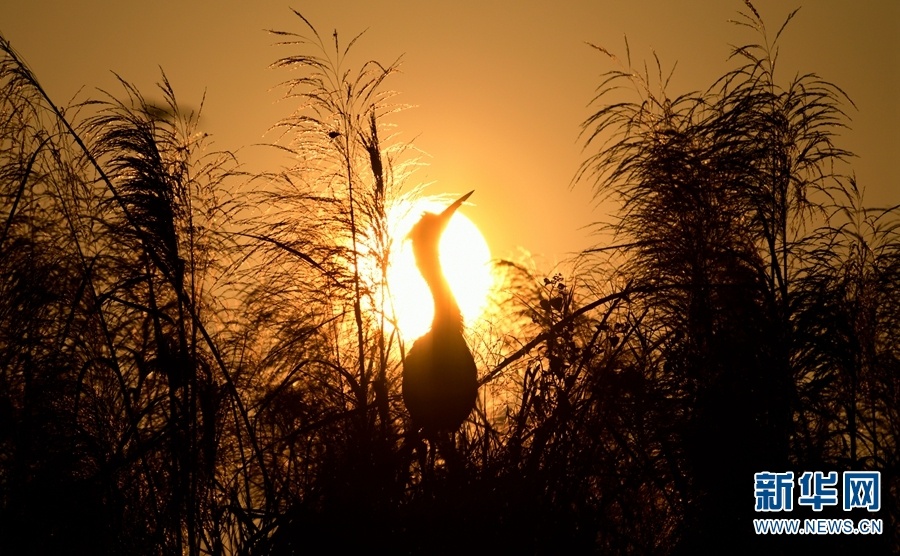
(401, 191), (478, 435)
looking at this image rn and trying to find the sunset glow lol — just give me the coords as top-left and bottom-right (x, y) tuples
(3, 2), (896, 551)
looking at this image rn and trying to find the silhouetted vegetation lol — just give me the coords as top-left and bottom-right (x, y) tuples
(0, 4), (896, 554)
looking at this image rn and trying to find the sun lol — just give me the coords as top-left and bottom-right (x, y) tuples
(385, 195), (493, 342)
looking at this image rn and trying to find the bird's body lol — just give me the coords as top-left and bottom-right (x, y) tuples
(401, 192), (478, 434)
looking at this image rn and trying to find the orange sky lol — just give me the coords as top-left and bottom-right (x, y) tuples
(2, 1), (897, 266)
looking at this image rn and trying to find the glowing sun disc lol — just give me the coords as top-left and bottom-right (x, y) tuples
(387, 197), (492, 342)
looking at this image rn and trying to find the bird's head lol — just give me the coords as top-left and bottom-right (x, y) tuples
(407, 191), (474, 251)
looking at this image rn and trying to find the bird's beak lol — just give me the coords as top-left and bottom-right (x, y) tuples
(440, 190), (474, 220)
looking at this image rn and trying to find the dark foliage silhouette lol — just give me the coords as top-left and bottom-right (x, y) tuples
(577, 3), (896, 552)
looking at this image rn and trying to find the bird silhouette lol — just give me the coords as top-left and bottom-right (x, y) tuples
(402, 191), (478, 434)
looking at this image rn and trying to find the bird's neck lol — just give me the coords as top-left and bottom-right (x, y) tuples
(415, 245), (463, 331)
